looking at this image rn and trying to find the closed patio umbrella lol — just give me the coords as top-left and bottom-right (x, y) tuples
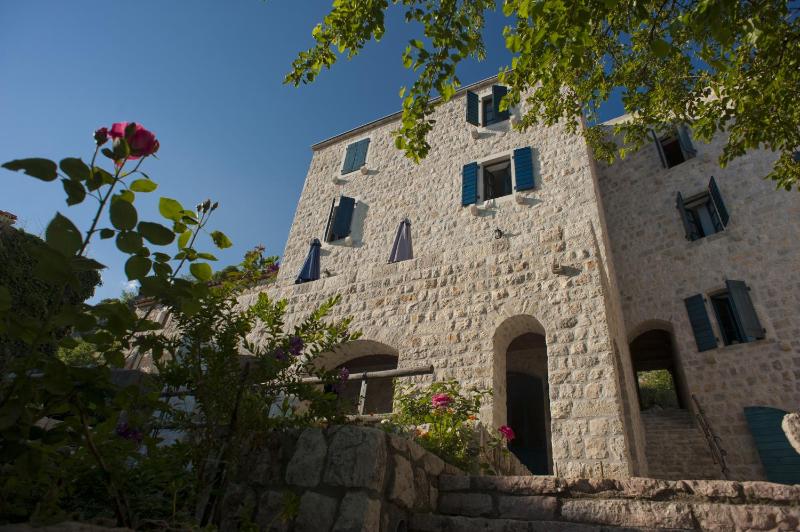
(295, 238), (321, 284)
(388, 218), (413, 263)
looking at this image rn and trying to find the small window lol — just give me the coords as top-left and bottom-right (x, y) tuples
(323, 196), (356, 242)
(482, 96), (495, 126)
(710, 292), (745, 345)
(482, 159), (512, 201)
(659, 133), (686, 167)
(683, 193), (723, 240)
(341, 138), (370, 175)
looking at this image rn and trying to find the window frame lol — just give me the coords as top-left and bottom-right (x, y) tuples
(709, 290), (746, 346)
(340, 136), (371, 175)
(476, 152), (518, 203)
(683, 191), (724, 240)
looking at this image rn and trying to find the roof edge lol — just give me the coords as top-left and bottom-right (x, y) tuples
(310, 74), (502, 151)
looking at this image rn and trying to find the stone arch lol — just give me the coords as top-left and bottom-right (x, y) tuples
(492, 314), (552, 474)
(627, 321), (688, 410)
(318, 339), (399, 415)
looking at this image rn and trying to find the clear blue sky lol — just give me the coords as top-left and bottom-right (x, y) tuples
(1, 1), (622, 302)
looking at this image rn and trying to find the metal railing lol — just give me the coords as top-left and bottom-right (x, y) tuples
(301, 364), (434, 416)
(692, 394), (730, 479)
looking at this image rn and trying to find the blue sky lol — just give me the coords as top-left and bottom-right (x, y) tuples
(1, 1), (622, 302)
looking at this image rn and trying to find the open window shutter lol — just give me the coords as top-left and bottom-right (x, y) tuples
(708, 176), (729, 228)
(651, 130), (668, 168)
(677, 125), (697, 158)
(492, 85), (509, 122)
(323, 198), (337, 243)
(514, 147), (535, 191)
(676, 192), (698, 240)
(461, 162), (479, 206)
(353, 139), (370, 169)
(331, 195), (356, 240)
(342, 143), (358, 174)
(725, 280), (765, 341)
(684, 294), (717, 351)
(466, 91), (480, 126)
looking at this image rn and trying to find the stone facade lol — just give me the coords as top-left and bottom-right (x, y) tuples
(255, 75), (800, 482)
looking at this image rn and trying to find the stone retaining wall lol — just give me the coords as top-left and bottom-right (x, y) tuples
(424, 474), (800, 530)
(219, 425), (463, 532)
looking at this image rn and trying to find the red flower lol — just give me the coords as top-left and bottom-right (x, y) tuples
(94, 127), (109, 146)
(431, 393), (453, 409)
(498, 425), (515, 442)
(108, 122), (160, 160)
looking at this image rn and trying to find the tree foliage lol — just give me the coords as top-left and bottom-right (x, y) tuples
(286, 0), (800, 189)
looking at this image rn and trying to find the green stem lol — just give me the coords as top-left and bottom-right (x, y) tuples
(79, 159), (126, 256)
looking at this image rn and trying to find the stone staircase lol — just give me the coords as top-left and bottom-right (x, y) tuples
(409, 474), (800, 531)
(641, 408), (721, 480)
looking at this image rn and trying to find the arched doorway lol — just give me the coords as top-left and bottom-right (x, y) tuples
(494, 317), (552, 475)
(629, 328), (686, 410)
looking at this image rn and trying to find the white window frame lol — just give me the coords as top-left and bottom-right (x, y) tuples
(475, 87), (512, 129)
(476, 151), (517, 204)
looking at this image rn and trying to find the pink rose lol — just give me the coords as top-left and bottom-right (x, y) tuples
(108, 122), (160, 160)
(431, 393), (453, 409)
(498, 425), (515, 441)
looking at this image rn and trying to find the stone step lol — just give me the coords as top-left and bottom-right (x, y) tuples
(409, 513), (673, 531)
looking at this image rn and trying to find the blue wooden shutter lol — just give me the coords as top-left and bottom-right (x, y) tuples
(708, 176), (729, 228)
(676, 192), (699, 240)
(514, 147), (535, 191)
(342, 142), (358, 174)
(677, 125), (697, 158)
(492, 85), (509, 122)
(462, 162), (478, 206)
(651, 130), (668, 168)
(725, 280), (764, 341)
(466, 91), (480, 126)
(323, 198), (336, 243)
(331, 196), (355, 240)
(744, 406), (800, 484)
(684, 294), (717, 351)
(353, 139), (370, 170)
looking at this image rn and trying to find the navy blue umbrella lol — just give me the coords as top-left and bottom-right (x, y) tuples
(388, 218), (413, 263)
(295, 238), (321, 284)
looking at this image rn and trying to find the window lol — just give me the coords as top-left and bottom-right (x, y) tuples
(677, 177), (729, 241)
(710, 292), (744, 345)
(466, 85), (509, 127)
(341, 138), (370, 175)
(652, 125), (696, 168)
(461, 147), (535, 206)
(323, 196), (356, 242)
(482, 159), (512, 200)
(685, 280), (765, 351)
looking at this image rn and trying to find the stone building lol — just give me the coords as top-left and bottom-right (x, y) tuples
(254, 75), (800, 483)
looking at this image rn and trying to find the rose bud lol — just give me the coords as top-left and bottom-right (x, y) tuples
(94, 127), (109, 146)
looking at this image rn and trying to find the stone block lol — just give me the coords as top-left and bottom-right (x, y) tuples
(295, 491), (338, 532)
(323, 426), (387, 491)
(742, 481), (800, 504)
(560, 499), (694, 529)
(497, 495), (558, 520)
(332, 492), (381, 532)
(438, 492), (493, 517)
(255, 490), (291, 532)
(438, 474), (470, 491)
(286, 428), (327, 487)
(389, 454), (415, 509)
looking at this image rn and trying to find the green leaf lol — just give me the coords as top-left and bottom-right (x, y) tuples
(130, 178), (158, 192)
(210, 230), (233, 249)
(110, 197), (137, 230)
(2, 158), (58, 181)
(153, 252), (171, 263)
(197, 252), (218, 261)
(190, 262), (212, 282)
(0, 286), (10, 311)
(112, 137), (130, 160)
(116, 231), (143, 254)
(651, 38), (671, 57)
(153, 262), (172, 278)
(99, 228), (116, 239)
(61, 178), (86, 206)
(138, 221), (175, 246)
(71, 256), (106, 270)
(159, 197), (184, 221)
(118, 189), (135, 203)
(125, 255), (152, 280)
(46, 213), (83, 256)
(177, 230), (192, 250)
(60, 158), (90, 181)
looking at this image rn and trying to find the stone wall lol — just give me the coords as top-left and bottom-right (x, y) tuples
(596, 127), (800, 480)
(417, 474), (800, 531)
(255, 77), (642, 478)
(219, 425), (462, 532)
(640, 409), (721, 480)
